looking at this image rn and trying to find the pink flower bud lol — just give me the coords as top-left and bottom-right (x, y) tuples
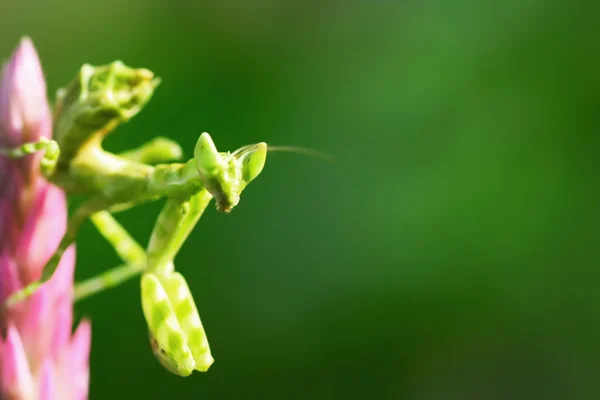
(0, 37), (91, 400)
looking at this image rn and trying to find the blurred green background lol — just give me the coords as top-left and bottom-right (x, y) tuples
(2, 0), (600, 398)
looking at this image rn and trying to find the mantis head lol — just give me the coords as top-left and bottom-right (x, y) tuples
(194, 132), (267, 213)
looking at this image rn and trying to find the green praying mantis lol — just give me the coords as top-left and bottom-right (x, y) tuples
(0, 61), (327, 376)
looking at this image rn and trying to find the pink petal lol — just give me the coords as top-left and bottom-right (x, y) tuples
(18, 284), (54, 368)
(70, 320), (92, 400)
(38, 359), (57, 400)
(70, 319), (92, 369)
(0, 157), (10, 231)
(19, 245), (76, 369)
(16, 184), (67, 283)
(0, 192), (6, 245)
(0, 37), (50, 147)
(0, 253), (23, 304)
(0, 325), (33, 399)
(0, 168), (22, 253)
(48, 244), (76, 300)
(49, 294), (74, 360)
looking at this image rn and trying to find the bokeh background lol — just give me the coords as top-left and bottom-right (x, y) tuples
(2, 0), (600, 399)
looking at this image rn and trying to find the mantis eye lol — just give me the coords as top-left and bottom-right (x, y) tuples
(194, 132), (222, 176)
(241, 142), (267, 184)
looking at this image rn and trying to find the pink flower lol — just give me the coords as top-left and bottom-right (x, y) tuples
(0, 37), (91, 400)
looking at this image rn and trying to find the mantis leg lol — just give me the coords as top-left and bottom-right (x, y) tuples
(74, 263), (138, 302)
(141, 189), (215, 375)
(80, 191), (216, 374)
(145, 189), (212, 274)
(81, 190), (212, 295)
(89, 211), (146, 265)
(118, 137), (183, 165)
(0, 137), (60, 177)
(74, 188), (212, 309)
(74, 210), (153, 302)
(73, 211), (147, 302)
(3, 197), (108, 308)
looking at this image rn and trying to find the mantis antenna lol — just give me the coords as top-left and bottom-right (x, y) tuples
(267, 145), (335, 164)
(233, 143), (335, 164)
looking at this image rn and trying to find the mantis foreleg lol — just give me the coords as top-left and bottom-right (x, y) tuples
(141, 190), (214, 375)
(145, 190), (212, 274)
(75, 192), (216, 375)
